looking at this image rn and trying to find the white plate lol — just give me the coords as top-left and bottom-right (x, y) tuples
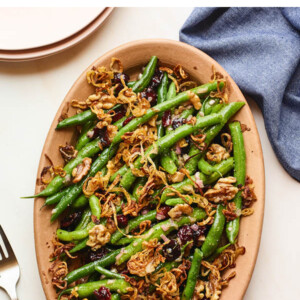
(0, 8), (105, 50)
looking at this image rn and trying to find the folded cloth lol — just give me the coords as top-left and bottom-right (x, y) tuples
(180, 7), (300, 182)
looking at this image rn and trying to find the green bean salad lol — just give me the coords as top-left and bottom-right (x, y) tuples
(31, 56), (257, 300)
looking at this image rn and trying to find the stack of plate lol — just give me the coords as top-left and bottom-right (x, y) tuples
(0, 7), (113, 61)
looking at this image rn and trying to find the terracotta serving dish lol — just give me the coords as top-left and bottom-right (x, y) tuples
(34, 39), (265, 300)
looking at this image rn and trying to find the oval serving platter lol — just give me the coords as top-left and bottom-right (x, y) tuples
(34, 39), (265, 300)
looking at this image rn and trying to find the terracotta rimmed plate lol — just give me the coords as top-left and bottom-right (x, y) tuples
(0, 7), (114, 62)
(34, 39), (265, 300)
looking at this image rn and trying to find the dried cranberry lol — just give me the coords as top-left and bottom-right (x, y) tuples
(112, 73), (129, 94)
(140, 87), (157, 106)
(156, 205), (171, 220)
(113, 73), (129, 85)
(178, 225), (194, 245)
(94, 286), (111, 300)
(162, 110), (172, 127)
(60, 211), (82, 230)
(150, 69), (163, 88)
(117, 215), (128, 228)
(191, 224), (208, 241)
(89, 127), (111, 147)
(123, 116), (135, 126)
(86, 247), (109, 263)
(162, 239), (181, 261)
(172, 118), (185, 129)
(111, 106), (126, 123)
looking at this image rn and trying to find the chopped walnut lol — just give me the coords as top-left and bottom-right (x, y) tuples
(168, 204), (193, 220)
(168, 171), (185, 183)
(206, 144), (230, 163)
(187, 91), (202, 110)
(72, 157), (92, 183)
(86, 224), (111, 250)
(204, 177), (238, 203)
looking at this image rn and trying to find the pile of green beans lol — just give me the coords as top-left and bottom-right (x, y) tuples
(28, 56), (249, 299)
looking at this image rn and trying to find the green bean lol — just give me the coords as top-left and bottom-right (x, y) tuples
(69, 237), (88, 254)
(65, 208), (204, 284)
(57, 222), (94, 242)
(75, 208), (92, 230)
(65, 249), (122, 284)
(58, 279), (130, 299)
(161, 105), (195, 174)
(132, 177), (147, 200)
(111, 294), (121, 300)
(157, 72), (169, 139)
(44, 186), (71, 206)
(76, 115), (126, 153)
(201, 204), (226, 257)
(95, 265), (125, 280)
(207, 243), (231, 262)
(167, 81), (177, 99)
(181, 248), (203, 300)
(198, 157), (216, 175)
(112, 210), (157, 245)
(89, 195), (101, 219)
(116, 208), (206, 265)
(28, 139), (103, 198)
(185, 101), (242, 174)
(165, 197), (188, 206)
(56, 109), (97, 129)
(160, 154), (178, 174)
(120, 102), (241, 191)
(127, 81), (136, 88)
(109, 164), (128, 182)
(111, 81), (225, 147)
(72, 194), (89, 209)
(56, 104), (123, 129)
(50, 146), (118, 222)
(161, 157), (234, 203)
(76, 120), (95, 151)
(226, 121), (246, 243)
(131, 56), (158, 92)
(201, 97), (220, 115)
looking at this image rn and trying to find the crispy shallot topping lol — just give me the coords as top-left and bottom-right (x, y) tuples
(127, 239), (165, 277)
(206, 144), (230, 163)
(59, 144), (78, 162)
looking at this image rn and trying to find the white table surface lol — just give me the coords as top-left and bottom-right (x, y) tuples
(0, 7), (299, 300)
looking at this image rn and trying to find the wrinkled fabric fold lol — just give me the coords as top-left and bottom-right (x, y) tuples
(180, 7), (300, 181)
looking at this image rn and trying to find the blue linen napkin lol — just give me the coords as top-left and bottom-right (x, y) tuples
(180, 7), (300, 182)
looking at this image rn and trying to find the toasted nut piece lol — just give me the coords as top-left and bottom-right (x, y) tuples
(168, 204), (193, 220)
(204, 177), (238, 203)
(86, 224), (111, 250)
(72, 157), (92, 183)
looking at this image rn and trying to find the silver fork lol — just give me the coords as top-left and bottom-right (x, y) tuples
(0, 226), (19, 300)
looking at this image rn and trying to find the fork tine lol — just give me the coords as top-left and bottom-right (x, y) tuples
(0, 225), (16, 259)
(0, 244), (5, 259)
